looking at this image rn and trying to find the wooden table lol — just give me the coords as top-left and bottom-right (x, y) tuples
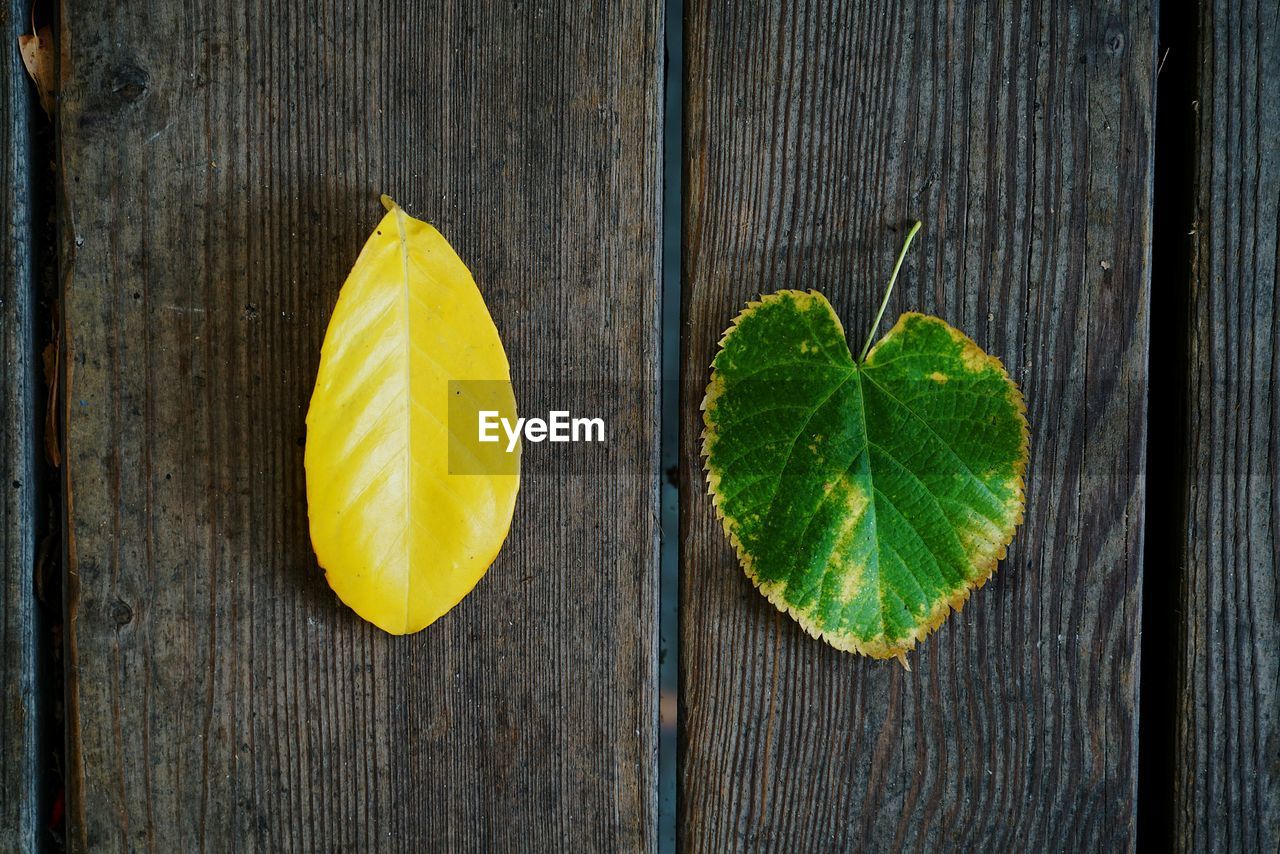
(2, 1), (1276, 850)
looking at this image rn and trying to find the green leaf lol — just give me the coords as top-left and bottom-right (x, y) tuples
(702, 291), (1028, 666)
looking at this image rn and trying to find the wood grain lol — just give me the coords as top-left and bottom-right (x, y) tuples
(680, 1), (1154, 849)
(57, 2), (661, 849)
(1175, 1), (1280, 849)
(1, 0), (42, 849)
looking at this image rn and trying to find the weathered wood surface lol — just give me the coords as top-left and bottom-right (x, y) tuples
(1, 0), (42, 850)
(58, 2), (661, 850)
(1175, 1), (1280, 850)
(681, 1), (1153, 849)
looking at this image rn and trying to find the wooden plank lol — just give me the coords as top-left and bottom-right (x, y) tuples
(1175, 1), (1280, 849)
(1, 0), (42, 848)
(680, 1), (1153, 848)
(57, 2), (661, 849)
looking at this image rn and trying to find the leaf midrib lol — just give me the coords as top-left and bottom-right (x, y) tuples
(850, 369), (888, 640)
(393, 205), (415, 632)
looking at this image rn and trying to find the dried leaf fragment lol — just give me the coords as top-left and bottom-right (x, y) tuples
(18, 25), (55, 117)
(42, 339), (60, 467)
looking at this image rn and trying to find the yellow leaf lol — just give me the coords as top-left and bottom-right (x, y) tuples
(306, 197), (519, 634)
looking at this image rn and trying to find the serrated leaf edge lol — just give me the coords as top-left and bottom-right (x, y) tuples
(702, 291), (1029, 666)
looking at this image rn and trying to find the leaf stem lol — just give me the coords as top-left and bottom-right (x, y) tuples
(858, 220), (922, 363)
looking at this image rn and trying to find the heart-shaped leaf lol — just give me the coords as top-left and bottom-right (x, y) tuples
(306, 197), (519, 634)
(702, 239), (1027, 665)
